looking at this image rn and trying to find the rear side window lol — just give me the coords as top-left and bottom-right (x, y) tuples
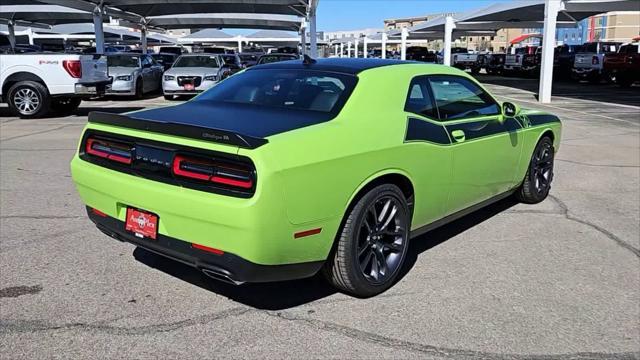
(196, 69), (357, 114)
(404, 77), (437, 119)
(428, 76), (500, 121)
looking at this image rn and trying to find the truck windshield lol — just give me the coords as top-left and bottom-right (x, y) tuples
(108, 55), (139, 67)
(195, 69), (357, 114)
(173, 56), (219, 68)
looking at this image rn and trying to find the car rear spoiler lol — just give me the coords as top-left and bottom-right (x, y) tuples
(87, 111), (268, 149)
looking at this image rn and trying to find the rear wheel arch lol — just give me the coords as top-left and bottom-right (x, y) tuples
(2, 72), (47, 101)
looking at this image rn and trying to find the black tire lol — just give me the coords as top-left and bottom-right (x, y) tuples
(51, 97), (81, 115)
(471, 67), (480, 75)
(516, 136), (555, 204)
(163, 95), (174, 101)
(323, 184), (411, 297)
(616, 74), (633, 88)
(7, 81), (51, 118)
(134, 78), (144, 99)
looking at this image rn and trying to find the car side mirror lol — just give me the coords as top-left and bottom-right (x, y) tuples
(502, 102), (520, 117)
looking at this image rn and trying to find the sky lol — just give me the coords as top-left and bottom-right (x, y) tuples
(316, 0), (506, 32)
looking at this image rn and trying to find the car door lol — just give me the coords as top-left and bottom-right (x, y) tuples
(427, 75), (523, 214)
(140, 56), (154, 92)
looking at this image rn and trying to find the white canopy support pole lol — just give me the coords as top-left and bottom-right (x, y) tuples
(93, 4), (105, 54)
(300, 29), (306, 55)
(443, 14), (456, 66)
(141, 26), (148, 53)
(400, 28), (408, 60)
(309, 6), (318, 57)
(354, 39), (359, 58)
(347, 41), (352, 58)
(381, 32), (387, 59)
(340, 43), (344, 58)
(334, 44), (338, 57)
(539, 0), (562, 103)
(237, 37), (243, 53)
(363, 37), (368, 58)
(27, 27), (34, 45)
(7, 20), (16, 50)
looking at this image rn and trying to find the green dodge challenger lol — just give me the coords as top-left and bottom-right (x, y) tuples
(71, 58), (561, 297)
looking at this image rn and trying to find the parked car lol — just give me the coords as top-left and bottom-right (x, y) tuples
(554, 44), (580, 79)
(368, 49), (393, 59)
(71, 58), (561, 297)
(453, 51), (482, 74)
(159, 46), (186, 56)
(573, 42), (622, 83)
(485, 53), (506, 75)
(219, 54), (244, 74)
(1, 52), (110, 117)
(603, 42), (640, 87)
(195, 47), (229, 54)
(0, 44), (41, 54)
(151, 53), (179, 71)
(437, 47), (468, 64)
(239, 52), (263, 67)
(406, 46), (438, 63)
(504, 46), (540, 76)
(256, 53), (299, 65)
(162, 54), (225, 100)
(106, 53), (163, 98)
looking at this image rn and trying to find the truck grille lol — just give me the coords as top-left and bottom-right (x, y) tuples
(177, 76), (202, 87)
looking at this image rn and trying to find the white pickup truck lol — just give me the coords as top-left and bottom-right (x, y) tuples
(1, 53), (111, 118)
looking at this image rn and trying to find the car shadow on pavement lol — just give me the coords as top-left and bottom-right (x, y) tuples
(133, 197), (518, 310)
(72, 107), (147, 116)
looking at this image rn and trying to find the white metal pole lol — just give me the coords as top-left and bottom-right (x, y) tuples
(363, 37), (368, 58)
(309, 7), (318, 57)
(354, 39), (359, 58)
(141, 26), (147, 53)
(7, 21), (16, 50)
(381, 32), (387, 59)
(93, 5), (105, 54)
(347, 41), (352, 58)
(334, 44), (338, 57)
(539, 0), (562, 103)
(340, 43), (344, 58)
(237, 37), (243, 53)
(27, 27), (34, 45)
(401, 28), (408, 60)
(444, 14), (456, 66)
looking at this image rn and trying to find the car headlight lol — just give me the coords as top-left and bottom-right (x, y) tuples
(164, 75), (175, 81)
(116, 75), (132, 81)
(203, 75), (217, 81)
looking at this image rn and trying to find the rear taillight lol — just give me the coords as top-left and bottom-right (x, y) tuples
(592, 56), (599, 65)
(85, 137), (133, 164)
(63, 60), (82, 78)
(172, 155), (253, 189)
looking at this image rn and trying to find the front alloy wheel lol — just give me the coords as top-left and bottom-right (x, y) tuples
(516, 136), (555, 204)
(324, 184), (410, 297)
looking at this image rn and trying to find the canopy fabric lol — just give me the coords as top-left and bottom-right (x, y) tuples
(147, 13), (302, 32)
(0, 4), (97, 27)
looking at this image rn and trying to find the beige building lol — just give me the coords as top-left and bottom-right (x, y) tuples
(384, 14), (439, 31)
(589, 11), (640, 42)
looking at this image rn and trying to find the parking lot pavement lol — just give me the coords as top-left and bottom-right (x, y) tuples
(1, 82), (639, 359)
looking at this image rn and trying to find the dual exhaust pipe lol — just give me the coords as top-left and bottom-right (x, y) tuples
(201, 268), (245, 286)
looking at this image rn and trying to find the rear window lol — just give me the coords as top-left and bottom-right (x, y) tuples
(173, 55), (219, 68)
(107, 55), (139, 67)
(195, 69), (357, 114)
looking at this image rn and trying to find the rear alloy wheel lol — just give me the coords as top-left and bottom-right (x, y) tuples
(516, 136), (555, 204)
(324, 184), (410, 297)
(8, 81), (51, 118)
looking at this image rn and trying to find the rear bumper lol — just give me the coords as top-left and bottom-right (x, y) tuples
(87, 207), (323, 283)
(74, 79), (112, 96)
(572, 67), (599, 78)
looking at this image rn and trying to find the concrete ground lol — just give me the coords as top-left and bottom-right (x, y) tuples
(1, 78), (639, 359)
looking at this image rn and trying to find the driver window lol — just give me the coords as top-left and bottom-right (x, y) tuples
(428, 75), (500, 121)
(404, 76), (437, 119)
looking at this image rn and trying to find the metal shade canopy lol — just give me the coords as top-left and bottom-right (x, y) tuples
(0, 4), (98, 26)
(147, 13), (303, 31)
(35, 0), (312, 17)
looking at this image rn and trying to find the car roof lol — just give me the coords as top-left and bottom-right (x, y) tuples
(250, 58), (416, 75)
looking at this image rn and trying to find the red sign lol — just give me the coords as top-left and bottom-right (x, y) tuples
(183, 83), (195, 91)
(125, 208), (158, 240)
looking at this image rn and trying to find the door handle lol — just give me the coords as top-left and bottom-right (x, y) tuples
(451, 129), (466, 143)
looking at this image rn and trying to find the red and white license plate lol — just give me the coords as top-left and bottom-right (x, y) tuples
(183, 83), (195, 91)
(125, 207), (158, 240)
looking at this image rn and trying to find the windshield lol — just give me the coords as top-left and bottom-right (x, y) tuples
(107, 55), (139, 67)
(240, 54), (259, 61)
(195, 69), (357, 114)
(220, 55), (238, 65)
(173, 55), (220, 68)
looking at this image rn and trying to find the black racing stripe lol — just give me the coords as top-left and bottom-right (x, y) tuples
(526, 114), (561, 126)
(445, 117), (521, 141)
(405, 118), (451, 145)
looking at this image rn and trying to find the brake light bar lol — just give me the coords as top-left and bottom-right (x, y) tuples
(63, 60), (82, 78)
(85, 137), (133, 164)
(173, 155), (253, 189)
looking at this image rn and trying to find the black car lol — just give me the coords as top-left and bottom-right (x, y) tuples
(239, 53), (263, 67)
(151, 53), (179, 71)
(159, 46), (186, 56)
(406, 46), (438, 63)
(256, 53), (299, 65)
(485, 53), (506, 75)
(554, 44), (581, 79)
